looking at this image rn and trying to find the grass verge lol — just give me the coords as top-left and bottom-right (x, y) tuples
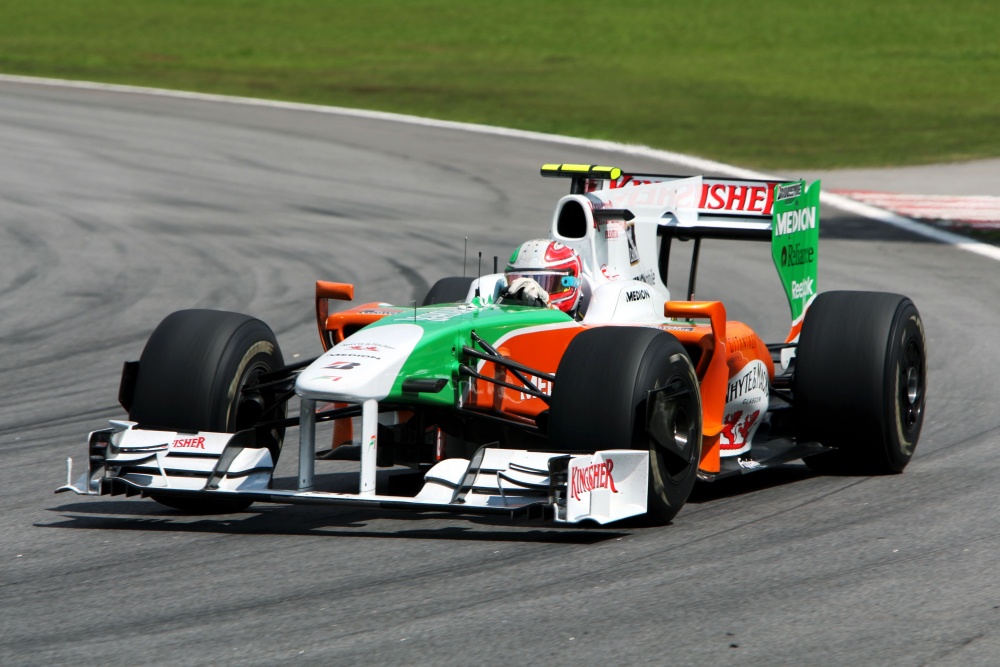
(1, 0), (998, 169)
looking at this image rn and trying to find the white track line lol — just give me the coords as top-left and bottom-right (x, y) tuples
(4, 72), (1000, 263)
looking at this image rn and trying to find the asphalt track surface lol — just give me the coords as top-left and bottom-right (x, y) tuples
(2, 80), (999, 667)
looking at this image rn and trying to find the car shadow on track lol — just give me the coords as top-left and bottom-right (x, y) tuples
(687, 463), (818, 503)
(37, 506), (629, 544)
(40, 467), (822, 542)
(40, 468), (630, 544)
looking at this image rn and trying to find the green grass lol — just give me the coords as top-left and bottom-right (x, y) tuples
(2, 0), (998, 168)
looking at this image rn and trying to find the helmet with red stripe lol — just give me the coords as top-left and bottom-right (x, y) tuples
(505, 239), (583, 314)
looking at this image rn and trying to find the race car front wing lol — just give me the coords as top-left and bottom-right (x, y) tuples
(56, 400), (649, 525)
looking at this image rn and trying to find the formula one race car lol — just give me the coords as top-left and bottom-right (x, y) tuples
(57, 164), (927, 525)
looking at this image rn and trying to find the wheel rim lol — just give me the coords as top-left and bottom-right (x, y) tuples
(647, 373), (700, 485)
(234, 362), (269, 430)
(899, 338), (925, 434)
(234, 360), (285, 456)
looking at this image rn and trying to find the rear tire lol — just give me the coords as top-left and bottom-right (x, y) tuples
(548, 327), (702, 525)
(795, 291), (926, 474)
(422, 276), (474, 305)
(129, 309), (287, 512)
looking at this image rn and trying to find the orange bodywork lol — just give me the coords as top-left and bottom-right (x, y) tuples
(313, 282), (774, 476)
(465, 323), (581, 414)
(463, 302), (774, 476)
(662, 302), (774, 473)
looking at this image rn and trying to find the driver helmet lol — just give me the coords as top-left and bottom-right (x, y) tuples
(505, 239), (583, 314)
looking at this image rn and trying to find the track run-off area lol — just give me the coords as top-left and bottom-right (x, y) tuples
(2, 77), (999, 666)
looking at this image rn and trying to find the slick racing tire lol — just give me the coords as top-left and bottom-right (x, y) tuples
(422, 276), (475, 306)
(548, 327), (702, 525)
(129, 309), (286, 513)
(795, 291), (926, 475)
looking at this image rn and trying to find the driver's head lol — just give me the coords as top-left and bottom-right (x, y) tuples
(505, 239), (583, 314)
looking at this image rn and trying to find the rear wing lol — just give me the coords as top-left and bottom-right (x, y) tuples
(541, 163), (779, 241)
(542, 164), (821, 341)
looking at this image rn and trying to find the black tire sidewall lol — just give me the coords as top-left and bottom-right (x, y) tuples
(548, 327), (702, 524)
(881, 301), (926, 471)
(795, 291), (926, 474)
(128, 310), (285, 514)
(644, 349), (703, 521)
(129, 309), (284, 434)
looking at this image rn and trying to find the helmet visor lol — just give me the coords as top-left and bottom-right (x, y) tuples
(506, 271), (578, 296)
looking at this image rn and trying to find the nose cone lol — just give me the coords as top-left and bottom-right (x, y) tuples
(296, 323), (424, 401)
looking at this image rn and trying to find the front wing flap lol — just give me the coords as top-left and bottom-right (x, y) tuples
(57, 422), (648, 525)
(56, 421), (274, 496)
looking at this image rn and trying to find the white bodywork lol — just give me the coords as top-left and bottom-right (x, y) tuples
(464, 178), (707, 326)
(59, 421), (649, 525)
(58, 421), (274, 495)
(56, 173), (784, 524)
(297, 323), (424, 402)
(551, 178), (705, 313)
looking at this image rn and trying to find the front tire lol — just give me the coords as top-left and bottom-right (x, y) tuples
(547, 327), (702, 525)
(129, 309), (287, 512)
(795, 291), (926, 474)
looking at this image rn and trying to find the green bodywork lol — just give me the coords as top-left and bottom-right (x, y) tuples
(771, 180), (821, 324)
(367, 303), (573, 407)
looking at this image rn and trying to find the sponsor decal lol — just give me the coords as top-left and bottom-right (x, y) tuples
(368, 434), (376, 449)
(726, 360), (769, 403)
(738, 458), (764, 470)
(172, 436), (205, 450)
(325, 361), (360, 370)
(774, 208), (817, 236)
(702, 184), (771, 213)
(721, 409), (761, 448)
(331, 353), (380, 360)
(626, 223), (640, 265)
(611, 176), (779, 215)
(634, 269), (657, 286)
(776, 182), (803, 201)
(347, 342), (396, 350)
(518, 377), (553, 402)
(603, 220), (624, 239)
(571, 459), (618, 501)
(416, 307), (467, 322)
(771, 180), (820, 324)
(600, 264), (620, 281)
(625, 288), (651, 303)
(722, 358), (769, 452)
(601, 180), (687, 210)
(779, 242), (815, 267)
(791, 277), (814, 300)
(359, 309), (400, 316)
